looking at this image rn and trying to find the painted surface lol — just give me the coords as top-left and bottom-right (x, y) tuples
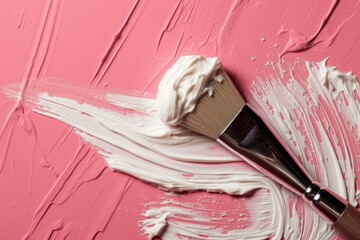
(1, 0), (359, 239)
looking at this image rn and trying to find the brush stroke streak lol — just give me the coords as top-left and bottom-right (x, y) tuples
(3, 59), (359, 239)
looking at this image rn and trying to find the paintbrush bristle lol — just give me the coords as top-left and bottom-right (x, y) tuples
(181, 69), (246, 139)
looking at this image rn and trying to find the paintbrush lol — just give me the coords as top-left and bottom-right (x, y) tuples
(158, 56), (360, 239)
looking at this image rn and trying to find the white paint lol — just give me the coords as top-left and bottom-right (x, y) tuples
(157, 55), (222, 126)
(2, 59), (359, 239)
(142, 192), (277, 240)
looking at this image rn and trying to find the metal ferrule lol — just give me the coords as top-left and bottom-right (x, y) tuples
(218, 105), (347, 223)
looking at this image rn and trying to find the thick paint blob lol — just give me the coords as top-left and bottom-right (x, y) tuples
(157, 55), (222, 126)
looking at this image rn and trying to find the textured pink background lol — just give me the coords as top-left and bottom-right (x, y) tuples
(0, 0), (359, 239)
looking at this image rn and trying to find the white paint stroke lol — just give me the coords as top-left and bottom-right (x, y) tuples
(2, 59), (359, 239)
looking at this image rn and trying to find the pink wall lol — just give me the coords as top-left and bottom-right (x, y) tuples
(1, 0), (359, 239)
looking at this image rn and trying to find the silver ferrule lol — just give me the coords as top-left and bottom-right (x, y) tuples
(218, 105), (347, 223)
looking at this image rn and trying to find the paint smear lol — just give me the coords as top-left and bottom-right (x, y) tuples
(1, 0), (360, 239)
(3, 58), (359, 239)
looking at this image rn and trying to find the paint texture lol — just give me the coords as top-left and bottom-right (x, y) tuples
(3, 58), (359, 239)
(157, 55), (222, 126)
(1, 0), (360, 239)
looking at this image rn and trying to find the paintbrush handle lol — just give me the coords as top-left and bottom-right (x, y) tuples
(218, 105), (316, 197)
(218, 105), (360, 239)
(332, 204), (360, 240)
(309, 186), (360, 239)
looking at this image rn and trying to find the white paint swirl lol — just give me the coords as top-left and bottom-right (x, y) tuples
(2, 59), (359, 239)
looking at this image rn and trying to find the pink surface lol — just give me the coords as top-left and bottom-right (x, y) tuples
(1, 0), (359, 239)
